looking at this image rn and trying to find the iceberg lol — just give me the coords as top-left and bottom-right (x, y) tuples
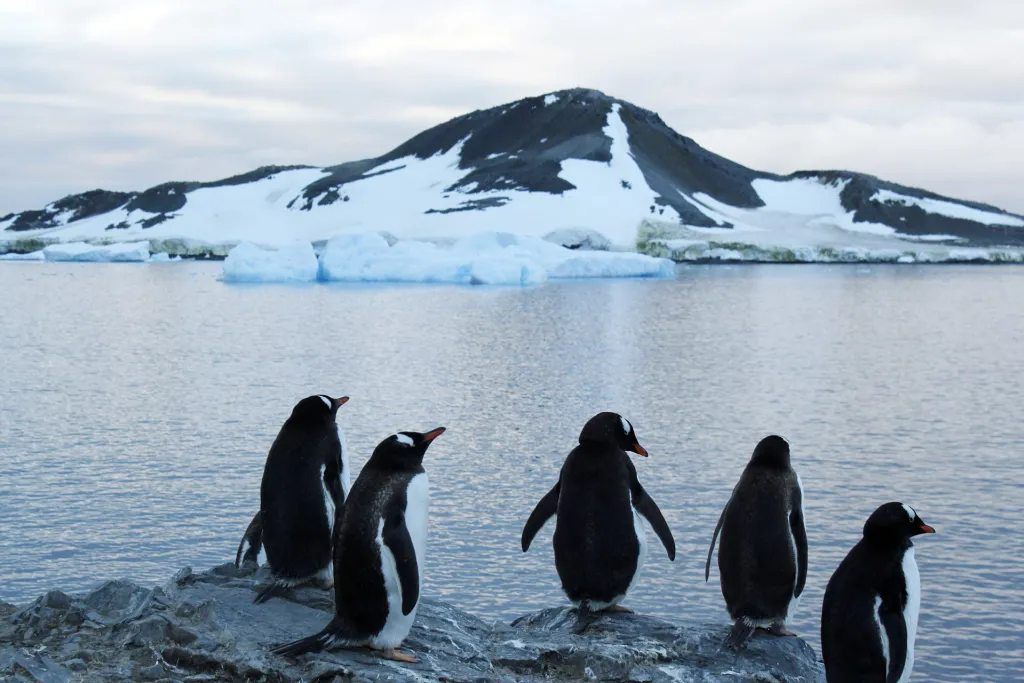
(43, 241), (151, 262)
(222, 242), (319, 283)
(312, 231), (674, 286)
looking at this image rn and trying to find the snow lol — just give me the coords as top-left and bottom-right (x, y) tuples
(43, 241), (150, 262)
(221, 241), (319, 283)
(0, 250), (45, 261)
(284, 231), (674, 287)
(543, 94), (559, 106)
(873, 189), (1024, 227)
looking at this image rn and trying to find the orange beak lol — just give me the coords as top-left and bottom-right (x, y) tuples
(334, 396), (350, 409)
(919, 523), (936, 534)
(632, 440), (649, 457)
(422, 427), (446, 443)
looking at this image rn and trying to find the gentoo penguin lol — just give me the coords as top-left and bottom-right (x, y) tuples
(271, 427), (445, 663)
(704, 435), (807, 649)
(821, 502), (936, 683)
(521, 412), (675, 633)
(234, 394), (350, 603)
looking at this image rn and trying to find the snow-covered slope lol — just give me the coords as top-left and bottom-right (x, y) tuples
(3, 88), (1023, 263)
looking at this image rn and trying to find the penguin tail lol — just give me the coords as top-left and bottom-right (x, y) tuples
(270, 620), (351, 658)
(253, 582), (286, 604)
(571, 601), (600, 635)
(724, 621), (756, 650)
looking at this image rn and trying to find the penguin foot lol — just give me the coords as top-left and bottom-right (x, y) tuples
(603, 605), (634, 614)
(380, 648), (417, 663)
(767, 623), (797, 637)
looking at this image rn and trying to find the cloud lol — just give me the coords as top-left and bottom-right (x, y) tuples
(1, 0), (1022, 214)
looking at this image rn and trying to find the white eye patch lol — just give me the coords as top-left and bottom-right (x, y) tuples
(318, 395), (332, 409)
(620, 416), (632, 434)
(902, 503), (917, 521)
(395, 434), (414, 447)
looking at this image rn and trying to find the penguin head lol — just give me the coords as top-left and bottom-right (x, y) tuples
(289, 394), (349, 423)
(369, 427), (446, 470)
(578, 412), (649, 456)
(748, 435), (791, 469)
(864, 501), (936, 541)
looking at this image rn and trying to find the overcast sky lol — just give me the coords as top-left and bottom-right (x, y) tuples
(2, 0), (1022, 215)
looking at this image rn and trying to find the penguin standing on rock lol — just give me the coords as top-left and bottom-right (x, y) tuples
(821, 502), (935, 683)
(705, 435), (807, 649)
(271, 427), (445, 663)
(521, 412), (676, 633)
(234, 394), (350, 603)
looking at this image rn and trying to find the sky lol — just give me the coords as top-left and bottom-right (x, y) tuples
(1, 0), (1022, 215)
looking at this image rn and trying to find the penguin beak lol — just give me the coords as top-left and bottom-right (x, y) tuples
(334, 396), (350, 409)
(422, 427), (446, 443)
(631, 440), (649, 457)
(918, 522), (936, 534)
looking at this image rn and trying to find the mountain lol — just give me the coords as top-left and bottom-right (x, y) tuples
(3, 88), (1023, 261)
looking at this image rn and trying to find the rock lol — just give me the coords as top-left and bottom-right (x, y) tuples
(125, 615), (169, 646)
(1, 565), (824, 682)
(65, 658), (87, 671)
(42, 591), (71, 610)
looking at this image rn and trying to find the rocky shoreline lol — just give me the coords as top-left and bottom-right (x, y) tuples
(1, 564), (824, 682)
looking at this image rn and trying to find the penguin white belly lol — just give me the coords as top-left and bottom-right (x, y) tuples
(371, 473), (429, 650)
(899, 546), (920, 683)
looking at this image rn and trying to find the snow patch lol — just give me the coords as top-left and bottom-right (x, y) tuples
(43, 241), (150, 262)
(221, 241), (319, 283)
(543, 94), (559, 106)
(873, 189), (1024, 227)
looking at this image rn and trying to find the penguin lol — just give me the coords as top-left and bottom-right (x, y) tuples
(704, 435), (807, 649)
(271, 427), (445, 663)
(234, 394), (350, 603)
(521, 412), (675, 633)
(821, 502), (935, 683)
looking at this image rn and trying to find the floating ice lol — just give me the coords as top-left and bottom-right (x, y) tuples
(311, 231), (673, 286)
(222, 242), (319, 283)
(149, 252), (182, 263)
(0, 250), (45, 261)
(43, 241), (150, 262)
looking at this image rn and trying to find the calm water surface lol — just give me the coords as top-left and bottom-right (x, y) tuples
(1, 262), (1022, 682)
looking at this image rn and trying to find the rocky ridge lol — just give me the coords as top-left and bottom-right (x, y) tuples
(0, 563), (824, 682)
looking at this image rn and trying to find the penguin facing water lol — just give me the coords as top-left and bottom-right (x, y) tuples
(234, 394), (350, 603)
(521, 412), (676, 633)
(821, 502), (935, 683)
(271, 427), (445, 663)
(705, 435), (807, 649)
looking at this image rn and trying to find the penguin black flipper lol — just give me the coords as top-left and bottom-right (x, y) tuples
(880, 594), (908, 683)
(382, 505), (420, 616)
(235, 511), (263, 568)
(790, 483), (808, 598)
(705, 504), (727, 582)
(324, 450), (345, 510)
(626, 460), (675, 560)
(521, 481), (560, 552)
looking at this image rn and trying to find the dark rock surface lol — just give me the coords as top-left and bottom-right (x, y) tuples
(0, 564), (823, 682)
